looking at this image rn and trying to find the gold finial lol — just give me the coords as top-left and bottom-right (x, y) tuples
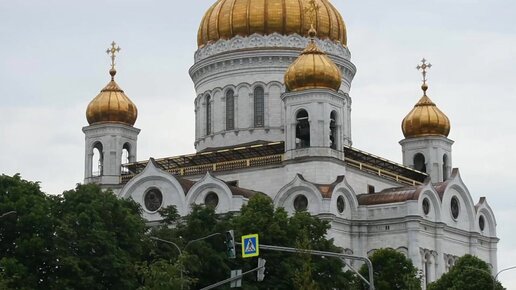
(106, 41), (121, 80)
(417, 58), (432, 94)
(304, 0), (320, 39)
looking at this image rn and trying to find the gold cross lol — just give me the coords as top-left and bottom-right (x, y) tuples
(106, 41), (121, 69)
(304, 0), (320, 27)
(417, 58), (432, 84)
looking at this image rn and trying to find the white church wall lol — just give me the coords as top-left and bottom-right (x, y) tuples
(186, 173), (235, 214)
(344, 166), (402, 195)
(119, 161), (188, 220)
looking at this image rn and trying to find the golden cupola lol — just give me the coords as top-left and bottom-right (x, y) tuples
(197, 0), (346, 47)
(284, 27), (342, 92)
(86, 42), (138, 126)
(402, 82), (451, 138)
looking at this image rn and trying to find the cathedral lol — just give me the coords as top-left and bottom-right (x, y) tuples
(82, 0), (498, 287)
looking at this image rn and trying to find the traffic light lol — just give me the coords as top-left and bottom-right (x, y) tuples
(257, 258), (266, 282)
(225, 230), (236, 259)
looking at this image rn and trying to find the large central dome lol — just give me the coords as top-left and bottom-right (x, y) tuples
(197, 0), (347, 47)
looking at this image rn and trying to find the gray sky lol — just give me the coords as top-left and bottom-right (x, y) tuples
(1, 0), (515, 286)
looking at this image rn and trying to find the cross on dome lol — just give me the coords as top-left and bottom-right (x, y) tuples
(417, 58), (432, 84)
(106, 41), (121, 70)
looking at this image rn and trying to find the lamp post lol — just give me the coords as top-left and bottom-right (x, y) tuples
(466, 265), (516, 290)
(494, 266), (516, 290)
(150, 233), (222, 290)
(0, 211), (16, 219)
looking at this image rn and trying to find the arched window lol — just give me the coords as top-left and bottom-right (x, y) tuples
(92, 142), (103, 177)
(254, 86), (264, 127)
(121, 143), (130, 174)
(296, 109), (310, 148)
(414, 153), (426, 173)
(330, 111), (337, 149)
(226, 89), (235, 130)
(206, 95), (212, 135)
(443, 154), (449, 180)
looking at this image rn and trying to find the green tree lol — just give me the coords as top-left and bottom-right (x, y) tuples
(427, 254), (504, 290)
(149, 204), (231, 289)
(356, 248), (421, 290)
(231, 194), (355, 290)
(52, 184), (148, 290)
(0, 174), (57, 290)
(137, 258), (196, 290)
(293, 234), (319, 290)
(149, 194), (354, 290)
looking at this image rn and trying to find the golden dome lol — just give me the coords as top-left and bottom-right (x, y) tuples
(402, 84), (451, 138)
(284, 28), (342, 92)
(197, 0), (347, 47)
(86, 69), (138, 126)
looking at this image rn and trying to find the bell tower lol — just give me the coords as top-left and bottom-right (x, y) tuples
(83, 42), (140, 187)
(282, 1), (351, 160)
(400, 59), (453, 182)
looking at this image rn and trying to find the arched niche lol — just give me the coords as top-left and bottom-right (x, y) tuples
(441, 184), (476, 231)
(418, 188), (442, 222)
(330, 180), (358, 219)
(186, 173), (234, 214)
(274, 175), (322, 215)
(119, 159), (188, 219)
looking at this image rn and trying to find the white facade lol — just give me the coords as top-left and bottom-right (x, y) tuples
(83, 122), (139, 186)
(190, 33), (356, 151)
(82, 4), (498, 289)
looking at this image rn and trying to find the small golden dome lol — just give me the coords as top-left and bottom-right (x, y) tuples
(197, 0), (347, 47)
(402, 84), (450, 138)
(284, 31), (342, 92)
(86, 69), (138, 126)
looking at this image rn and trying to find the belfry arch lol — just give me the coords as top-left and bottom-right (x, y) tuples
(91, 142), (103, 177)
(295, 109), (310, 148)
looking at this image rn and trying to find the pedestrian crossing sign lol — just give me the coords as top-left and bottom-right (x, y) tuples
(241, 234), (259, 258)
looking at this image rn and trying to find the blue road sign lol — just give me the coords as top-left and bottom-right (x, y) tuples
(241, 234), (259, 258)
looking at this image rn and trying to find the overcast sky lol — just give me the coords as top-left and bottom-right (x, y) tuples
(1, 0), (515, 287)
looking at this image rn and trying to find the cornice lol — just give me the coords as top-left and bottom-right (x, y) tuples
(194, 33), (350, 62)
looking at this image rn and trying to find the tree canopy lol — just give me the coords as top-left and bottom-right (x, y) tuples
(356, 248), (422, 290)
(148, 194), (355, 289)
(428, 254), (505, 290)
(0, 175), (149, 290)
(6, 174), (503, 290)
(0, 174), (57, 289)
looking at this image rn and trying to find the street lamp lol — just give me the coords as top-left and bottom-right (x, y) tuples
(494, 266), (516, 290)
(0, 211), (16, 219)
(150, 237), (184, 290)
(150, 233), (222, 290)
(466, 265), (516, 290)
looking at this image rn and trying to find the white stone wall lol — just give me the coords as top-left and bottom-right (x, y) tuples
(83, 123), (140, 186)
(190, 34), (356, 152)
(282, 89), (352, 154)
(400, 136), (454, 182)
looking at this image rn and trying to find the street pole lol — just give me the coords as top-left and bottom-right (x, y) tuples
(494, 266), (516, 290)
(199, 264), (265, 290)
(0, 211), (16, 219)
(150, 233), (223, 290)
(237, 242), (375, 290)
(466, 265), (516, 290)
(150, 237), (184, 290)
